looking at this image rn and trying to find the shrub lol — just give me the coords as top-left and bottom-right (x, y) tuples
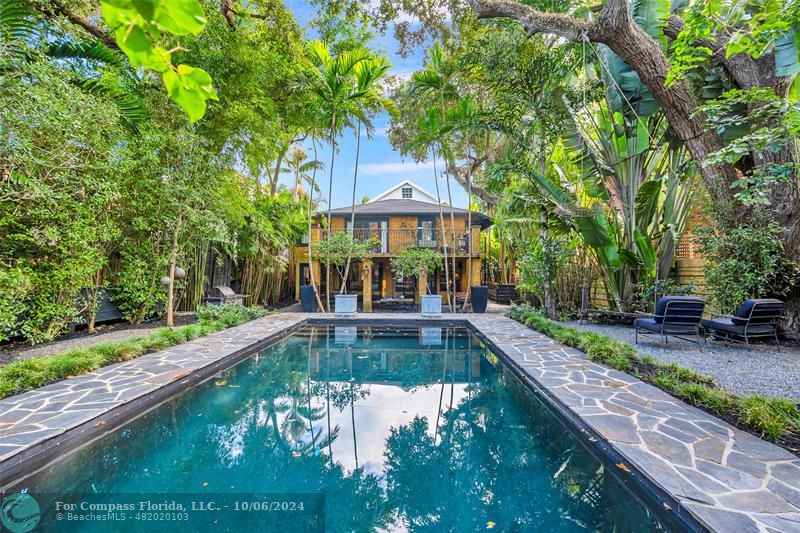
(0, 265), (30, 342)
(696, 220), (797, 314)
(195, 304), (268, 326)
(629, 279), (696, 313)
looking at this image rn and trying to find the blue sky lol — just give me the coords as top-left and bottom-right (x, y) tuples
(281, 0), (469, 209)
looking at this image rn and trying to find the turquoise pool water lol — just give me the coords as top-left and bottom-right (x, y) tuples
(7, 327), (671, 532)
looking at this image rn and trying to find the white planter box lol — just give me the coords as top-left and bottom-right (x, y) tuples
(334, 294), (358, 316)
(421, 295), (442, 317)
(420, 327), (442, 345)
(334, 326), (357, 344)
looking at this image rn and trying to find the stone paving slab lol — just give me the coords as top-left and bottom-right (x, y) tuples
(1, 311), (798, 532)
(0, 314), (304, 463)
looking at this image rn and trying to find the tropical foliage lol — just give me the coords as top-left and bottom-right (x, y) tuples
(4, 0), (800, 343)
(390, 247), (444, 294)
(0, 0), (316, 342)
(310, 233), (377, 293)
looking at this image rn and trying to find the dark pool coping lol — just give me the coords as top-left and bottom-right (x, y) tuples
(1, 313), (798, 532)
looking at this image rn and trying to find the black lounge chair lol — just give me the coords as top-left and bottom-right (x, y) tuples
(634, 296), (706, 346)
(701, 298), (784, 346)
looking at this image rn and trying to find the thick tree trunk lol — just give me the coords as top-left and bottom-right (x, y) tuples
(270, 147), (287, 197)
(468, 0), (800, 332)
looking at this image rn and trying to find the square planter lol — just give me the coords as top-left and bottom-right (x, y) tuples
(420, 327), (442, 345)
(300, 285), (316, 312)
(471, 286), (489, 313)
(421, 294), (442, 317)
(334, 326), (357, 344)
(334, 294), (358, 317)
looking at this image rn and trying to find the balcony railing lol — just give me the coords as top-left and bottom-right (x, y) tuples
(324, 228), (474, 255)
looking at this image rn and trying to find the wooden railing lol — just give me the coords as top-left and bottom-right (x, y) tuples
(325, 228), (474, 255)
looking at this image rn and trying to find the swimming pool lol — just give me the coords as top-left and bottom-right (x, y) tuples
(4, 326), (674, 531)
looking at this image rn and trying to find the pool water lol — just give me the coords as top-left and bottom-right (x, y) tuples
(7, 327), (671, 532)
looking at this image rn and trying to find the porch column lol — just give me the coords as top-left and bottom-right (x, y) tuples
(362, 261), (373, 312)
(417, 270), (427, 305)
(470, 258), (482, 288)
(295, 259), (301, 301)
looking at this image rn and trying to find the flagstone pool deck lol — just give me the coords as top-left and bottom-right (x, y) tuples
(0, 312), (798, 532)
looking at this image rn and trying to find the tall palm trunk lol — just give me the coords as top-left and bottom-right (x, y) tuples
(445, 170), (457, 313)
(341, 120), (362, 294)
(461, 133), (473, 312)
(325, 112), (337, 311)
(432, 146), (451, 310)
(307, 137), (326, 312)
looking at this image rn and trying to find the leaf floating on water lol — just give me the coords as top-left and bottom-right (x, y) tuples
(616, 463), (631, 473)
(202, 482), (209, 487)
(486, 521), (496, 529)
(554, 456), (571, 479)
(92, 420), (107, 428)
(215, 380), (228, 386)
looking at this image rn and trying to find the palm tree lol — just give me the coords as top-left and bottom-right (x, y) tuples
(340, 54), (395, 291)
(408, 43), (460, 311)
(409, 107), (454, 309)
(445, 98), (482, 311)
(281, 145), (322, 200)
(299, 41), (371, 311)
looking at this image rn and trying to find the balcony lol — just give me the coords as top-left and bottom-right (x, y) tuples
(325, 228), (475, 255)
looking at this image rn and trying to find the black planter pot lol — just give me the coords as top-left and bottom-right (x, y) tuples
(471, 286), (489, 313)
(300, 285), (316, 312)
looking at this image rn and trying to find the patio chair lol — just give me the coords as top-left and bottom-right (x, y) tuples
(701, 298), (784, 346)
(634, 296), (706, 346)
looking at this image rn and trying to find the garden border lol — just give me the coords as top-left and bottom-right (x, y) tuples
(1, 313), (798, 532)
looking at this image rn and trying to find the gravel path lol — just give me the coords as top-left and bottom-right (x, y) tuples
(568, 321), (800, 403)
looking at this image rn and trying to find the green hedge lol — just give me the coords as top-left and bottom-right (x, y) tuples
(506, 304), (800, 443)
(0, 305), (269, 399)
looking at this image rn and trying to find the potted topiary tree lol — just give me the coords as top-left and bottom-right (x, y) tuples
(390, 246), (444, 316)
(311, 232), (377, 316)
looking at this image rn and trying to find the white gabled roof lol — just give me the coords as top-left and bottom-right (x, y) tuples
(368, 179), (442, 204)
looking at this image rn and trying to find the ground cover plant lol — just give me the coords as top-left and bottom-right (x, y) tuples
(507, 304), (800, 453)
(0, 305), (268, 399)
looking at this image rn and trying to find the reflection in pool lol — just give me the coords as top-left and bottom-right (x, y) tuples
(9, 327), (672, 532)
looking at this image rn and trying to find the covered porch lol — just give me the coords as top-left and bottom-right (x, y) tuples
(298, 257), (483, 311)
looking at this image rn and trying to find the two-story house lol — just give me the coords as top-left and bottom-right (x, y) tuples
(294, 180), (493, 310)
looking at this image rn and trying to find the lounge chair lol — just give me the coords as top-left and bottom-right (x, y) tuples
(701, 298), (784, 346)
(634, 296), (706, 346)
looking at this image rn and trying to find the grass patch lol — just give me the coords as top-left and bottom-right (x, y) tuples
(0, 305), (269, 399)
(507, 304), (800, 450)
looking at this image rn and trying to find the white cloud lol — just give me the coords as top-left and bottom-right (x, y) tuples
(391, 67), (417, 81)
(360, 161), (434, 175)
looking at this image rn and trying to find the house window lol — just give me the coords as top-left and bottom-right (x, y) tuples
(401, 187), (413, 199)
